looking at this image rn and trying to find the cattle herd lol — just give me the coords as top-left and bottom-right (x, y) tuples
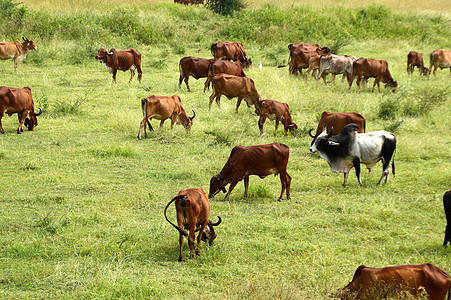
(0, 36), (450, 298)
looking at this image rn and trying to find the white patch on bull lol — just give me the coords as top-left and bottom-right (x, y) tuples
(103, 62), (113, 73)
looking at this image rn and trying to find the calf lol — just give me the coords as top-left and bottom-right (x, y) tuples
(444, 190), (451, 247)
(164, 187), (221, 261)
(407, 51), (429, 76)
(204, 60), (245, 92)
(138, 95), (195, 139)
(0, 37), (37, 72)
(335, 264), (451, 300)
(278, 46), (330, 77)
(429, 49), (451, 76)
(211, 41), (252, 68)
(179, 56), (216, 92)
(209, 74), (261, 114)
(308, 111), (366, 145)
(258, 99), (297, 136)
(310, 123), (396, 187)
(349, 57), (398, 92)
(95, 48), (142, 83)
(209, 143), (291, 201)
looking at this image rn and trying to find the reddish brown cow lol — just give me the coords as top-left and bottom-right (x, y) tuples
(444, 190), (451, 247)
(258, 99), (297, 136)
(309, 111), (366, 145)
(179, 56), (217, 92)
(209, 143), (291, 201)
(138, 95), (195, 139)
(95, 48), (142, 83)
(164, 187), (221, 261)
(349, 57), (398, 92)
(429, 49), (451, 76)
(209, 74), (261, 114)
(0, 37), (37, 72)
(279, 47), (331, 77)
(288, 42), (321, 52)
(335, 264), (451, 300)
(211, 41), (252, 68)
(0, 86), (42, 134)
(407, 51), (429, 76)
(204, 60), (245, 92)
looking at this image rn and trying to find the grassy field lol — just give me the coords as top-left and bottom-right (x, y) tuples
(0, 1), (450, 299)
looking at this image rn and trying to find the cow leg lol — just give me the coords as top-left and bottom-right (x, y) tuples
(235, 97), (243, 113)
(444, 222), (451, 247)
(258, 116), (266, 135)
(112, 70), (117, 83)
(129, 69), (135, 83)
(195, 221), (208, 256)
(224, 181), (238, 201)
(356, 75), (363, 91)
(178, 234), (184, 261)
(373, 76), (381, 92)
(209, 90), (217, 110)
(188, 229), (196, 259)
(347, 73), (355, 90)
(343, 173), (349, 188)
(158, 120), (165, 134)
(341, 74), (346, 83)
(184, 76), (191, 92)
(204, 78), (210, 93)
(0, 111), (4, 134)
(136, 64), (143, 84)
(353, 158), (362, 186)
(17, 112), (26, 134)
(138, 117), (149, 139)
(243, 175), (249, 198)
(278, 171), (291, 201)
(274, 120), (279, 136)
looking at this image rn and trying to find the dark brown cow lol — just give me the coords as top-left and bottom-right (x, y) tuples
(204, 60), (246, 92)
(407, 51), (429, 76)
(349, 57), (398, 92)
(211, 41), (252, 68)
(0, 86), (42, 134)
(444, 190), (451, 247)
(95, 48), (142, 83)
(308, 111), (366, 144)
(209, 143), (291, 201)
(258, 99), (297, 136)
(138, 95), (195, 139)
(164, 187), (221, 261)
(279, 47), (331, 77)
(0, 37), (37, 72)
(429, 49), (451, 76)
(179, 56), (217, 92)
(335, 264), (451, 300)
(209, 74), (261, 114)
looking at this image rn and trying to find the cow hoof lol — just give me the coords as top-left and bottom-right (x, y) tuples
(16, 130), (22, 134)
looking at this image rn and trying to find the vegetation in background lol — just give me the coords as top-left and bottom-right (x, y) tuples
(206, 0), (246, 15)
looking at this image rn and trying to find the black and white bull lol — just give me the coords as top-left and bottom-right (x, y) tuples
(309, 123), (396, 187)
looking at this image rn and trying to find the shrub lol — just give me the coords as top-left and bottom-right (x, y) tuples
(206, 0), (245, 16)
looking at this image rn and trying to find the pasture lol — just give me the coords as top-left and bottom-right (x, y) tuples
(0, 1), (450, 299)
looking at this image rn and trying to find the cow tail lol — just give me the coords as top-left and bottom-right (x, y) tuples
(391, 149), (396, 177)
(164, 196), (188, 237)
(278, 52), (291, 68)
(211, 43), (217, 57)
(141, 98), (153, 131)
(178, 61), (182, 86)
(447, 284), (450, 300)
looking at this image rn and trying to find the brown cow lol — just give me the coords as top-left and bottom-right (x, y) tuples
(95, 48), (142, 83)
(0, 37), (37, 72)
(204, 60), (245, 92)
(444, 190), (451, 247)
(209, 143), (291, 201)
(258, 99), (297, 136)
(429, 49), (451, 76)
(209, 74), (261, 114)
(179, 56), (217, 92)
(335, 264), (451, 300)
(164, 187), (221, 261)
(288, 42), (321, 52)
(407, 51), (429, 76)
(279, 47), (331, 77)
(211, 41), (252, 68)
(349, 57), (398, 92)
(0, 86), (42, 134)
(138, 95), (195, 139)
(308, 111), (366, 145)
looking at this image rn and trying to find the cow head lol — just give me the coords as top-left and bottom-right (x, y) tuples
(421, 67), (430, 76)
(22, 37), (37, 51)
(200, 216), (222, 245)
(384, 79), (398, 93)
(309, 124), (334, 153)
(24, 107), (42, 131)
(288, 122), (298, 136)
(209, 174), (227, 198)
(95, 48), (113, 63)
(243, 56), (252, 68)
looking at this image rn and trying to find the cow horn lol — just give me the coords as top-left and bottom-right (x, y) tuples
(308, 128), (315, 138)
(211, 216), (222, 226)
(191, 110), (196, 120)
(22, 37), (26, 41)
(34, 107), (43, 116)
(107, 52), (113, 55)
(326, 126), (334, 138)
(26, 37), (30, 42)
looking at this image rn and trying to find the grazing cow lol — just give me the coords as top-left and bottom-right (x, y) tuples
(317, 54), (357, 84)
(335, 264), (451, 300)
(308, 111), (366, 145)
(349, 57), (398, 92)
(0, 37), (37, 72)
(429, 49), (451, 76)
(279, 47), (331, 77)
(164, 187), (222, 261)
(444, 190), (451, 247)
(179, 56), (217, 92)
(211, 41), (252, 68)
(209, 74), (261, 114)
(258, 99), (297, 136)
(209, 143), (291, 201)
(310, 123), (396, 187)
(95, 48), (142, 83)
(138, 95), (195, 139)
(204, 60), (246, 92)
(407, 51), (429, 76)
(0, 86), (42, 134)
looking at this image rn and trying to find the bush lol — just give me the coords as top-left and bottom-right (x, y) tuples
(206, 0), (245, 16)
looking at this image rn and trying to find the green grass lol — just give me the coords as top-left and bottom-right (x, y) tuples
(0, 1), (450, 299)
